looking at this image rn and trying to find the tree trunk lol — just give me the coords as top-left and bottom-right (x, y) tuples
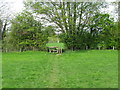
(2, 21), (7, 40)
(86, 46), (88, 50)
(0, 19), (2, 40)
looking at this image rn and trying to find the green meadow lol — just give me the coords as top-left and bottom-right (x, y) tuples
(1, 1), (118, 89)
(2, 50), (118, 88)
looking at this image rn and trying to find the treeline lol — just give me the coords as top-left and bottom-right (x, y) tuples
(2, 12), (55, 52)
(1, 1), (119, 52)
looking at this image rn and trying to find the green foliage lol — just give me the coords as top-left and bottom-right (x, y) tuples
(99, 20), (118, 49)
(3, 11), (48, 52)
(28, 2), (118, 50)
(48, 36), (59, 43)
(42, 26), (56, 37)
(2, 2), (118, 51)
(59, 13), (118, 50)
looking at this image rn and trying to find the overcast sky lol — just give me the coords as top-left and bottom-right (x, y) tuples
(0, 0), (118, 21)
(3, 0), (24, 13)
(1, 0), (117, 13)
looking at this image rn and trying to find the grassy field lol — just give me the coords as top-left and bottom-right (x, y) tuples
(2, 50), (118, 88)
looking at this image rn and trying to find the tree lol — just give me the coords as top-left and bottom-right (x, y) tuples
(87, 13), (116, 49)
(24, 1), (118, 50)
(0, 1), (16, 40)
(3, 11), (48, 52)
(42, 25), (56, 37)
(26, 1), (108, 50)
(0, 2), (9, 40)
(0, 19), (2, 40)
(104, 21), (118, 49)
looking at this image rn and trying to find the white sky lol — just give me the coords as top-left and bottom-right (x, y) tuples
(3, 0), (24, 13)
(1, 0), (118, 13)
(0, 0), (118, 20)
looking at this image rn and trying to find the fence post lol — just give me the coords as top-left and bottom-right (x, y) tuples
(6, 48), (8, 52)
(86, 46), (88, 50)
(113, 46), (115, 50)
(20, 48), (22, 52)
(98, 46), (100, 50)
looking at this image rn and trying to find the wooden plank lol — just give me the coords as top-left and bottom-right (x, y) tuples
(47, 46), (63, 54)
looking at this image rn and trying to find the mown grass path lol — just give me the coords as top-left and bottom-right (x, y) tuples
(48, 54), (60, 88)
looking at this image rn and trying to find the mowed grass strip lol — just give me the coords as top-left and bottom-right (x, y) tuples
(2, 50), (118, 88)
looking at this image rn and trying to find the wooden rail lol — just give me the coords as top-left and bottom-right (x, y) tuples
(47, 46), (62, 54)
